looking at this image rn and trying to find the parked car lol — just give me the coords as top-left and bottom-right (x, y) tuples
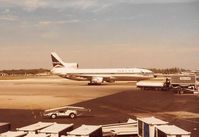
(43, 106), (91, 119)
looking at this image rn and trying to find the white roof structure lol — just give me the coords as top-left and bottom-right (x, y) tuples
(39, 123), (73, 134)
(137, 117), (168, 125)
(0, 131), (27, 137)
(156, 125), (191, 135)
(67, 125), (101, 135)
(136, 80), (165, 87)
(127, 118), (137, 123)
(24, 134), (50, 137)
(17, 122), (54, 132)
(102, 122), (138, 135)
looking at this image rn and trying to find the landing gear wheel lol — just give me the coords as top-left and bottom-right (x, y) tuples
(69, 113), (76, 119)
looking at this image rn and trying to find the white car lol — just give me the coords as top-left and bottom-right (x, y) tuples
(43, 106), (91, 119)
(43, 109), (77, 119)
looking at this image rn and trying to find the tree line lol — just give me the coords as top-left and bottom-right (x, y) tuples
(150, 68), (189, 74)
(0, 68), (50, 75)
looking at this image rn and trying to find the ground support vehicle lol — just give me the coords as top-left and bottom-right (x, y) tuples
(170, 74), (197, 94)
(137, 74), (199, 94)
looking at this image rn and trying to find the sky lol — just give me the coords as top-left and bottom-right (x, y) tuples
(0, 0), (199, 70)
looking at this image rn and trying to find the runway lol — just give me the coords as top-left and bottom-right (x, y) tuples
(0, 76), (198, 137)
(0, 77), (134, 109)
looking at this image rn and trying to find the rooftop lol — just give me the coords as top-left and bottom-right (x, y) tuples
(0, 131), (27, 137)
(67, 125), (101, 135)
(17, 122), (53, 131)
(39, 123), (73, 133)
(156, 125), (191, 135)
(24, 134), (50, 137)
(137, 117), (168, 125)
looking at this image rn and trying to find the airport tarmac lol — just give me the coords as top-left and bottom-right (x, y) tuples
(0, 76), (199, 137)
(0, 77), (133, 109)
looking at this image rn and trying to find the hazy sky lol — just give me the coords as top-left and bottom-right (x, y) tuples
(0, 0), (199, 70)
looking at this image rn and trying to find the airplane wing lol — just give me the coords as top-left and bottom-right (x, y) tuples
(67, 73), (115, 83)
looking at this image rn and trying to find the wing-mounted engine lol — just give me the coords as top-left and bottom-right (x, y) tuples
(64, 63), (79, 69)
(89, 77), (104, 85)
(104, 77), (116, 83)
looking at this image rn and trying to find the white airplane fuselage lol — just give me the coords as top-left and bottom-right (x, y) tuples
(50, 52), (154, 84)
(51, 67), (154, 83)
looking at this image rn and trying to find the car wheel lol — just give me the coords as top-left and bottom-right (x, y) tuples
(51, 114), (57, 119)
(180, 90), (184, 94)
(69, 113), (76, 119)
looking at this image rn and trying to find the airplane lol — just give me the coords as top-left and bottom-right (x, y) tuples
(50, 52), (154, 85)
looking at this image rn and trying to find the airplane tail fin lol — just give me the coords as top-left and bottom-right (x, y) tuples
(51, 52), (65, 67)
(51, 52), (79, 69)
